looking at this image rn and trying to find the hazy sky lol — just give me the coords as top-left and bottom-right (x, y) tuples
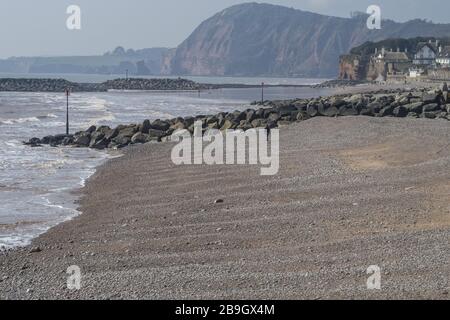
(0, 0), (449, 58)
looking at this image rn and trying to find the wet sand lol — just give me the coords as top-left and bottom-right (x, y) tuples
(0, 116), (449, 300)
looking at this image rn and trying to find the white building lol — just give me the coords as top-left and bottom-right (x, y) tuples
(409, 67), (425, 78)
(436, 46), (450, 67)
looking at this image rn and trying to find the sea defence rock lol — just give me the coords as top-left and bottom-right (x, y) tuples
(25, 85), (450, 150)
(0, 78), (105, 92)
(0, 78), (219, 93)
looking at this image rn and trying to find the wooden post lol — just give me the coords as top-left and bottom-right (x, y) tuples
(65, 88), (70, 135)
(261, 82), (265, 104)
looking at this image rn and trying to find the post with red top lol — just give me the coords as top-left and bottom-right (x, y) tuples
(261, 82), (265, 104)
(65, 88), (71, 135)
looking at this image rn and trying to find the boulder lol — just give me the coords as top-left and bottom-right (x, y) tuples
(268, 112), (280, 122)
(407, 112), (419, 118)
(112, 135), (131, 147)
(131, 132), (149, 144)
(74, 134), (91, 147)
(318, 104), (338, 117)
(251, 119), (266, 128)
(339, 105), (359, 116)
(117, 125), (138, 138)
(306, 103), (318, 117)
(404, 102), (424, 113)
(140, 120), (151, 134)
(277, 105), (297, 117)
(367, 102), (381, 114)
(171, 121), (186, 131)
(359, 108), (374, 116)
(329, 97), (346, 108)
(24, 137), (42, 147)
(421, 112), (439, 119)
(378, 106), (394, 117)
(422, 92), (439, 104)
(86, 125), (97, 134)
(150, 119), (170, 131)
(437, 112), (448, 119)
(296, 112), (310, 121)
(89, 132), (105, 148)
(148, 129), (166, 138)
(105, 127), (119, 140)
(422, 103), (440, 112)
(345, 94), (363, 105)
(266, 121), (278, 130)
(393, 106), (408, 118)
(61, 136), (74, 146)
(90, 138), (109, 150)
(221, 120), (234, 131)
(184, 117), (195, 127)
(263, 108), (276, 119)
(294, 101), (307, 112)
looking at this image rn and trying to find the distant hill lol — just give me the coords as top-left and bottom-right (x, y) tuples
(163, 2), (450, 77)
(0, 47), (170, 76)
(4, 3), (450, 78)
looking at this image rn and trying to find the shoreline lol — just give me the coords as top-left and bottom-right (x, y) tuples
(1, 115), (449, 299)
(1, 84), (449, 299)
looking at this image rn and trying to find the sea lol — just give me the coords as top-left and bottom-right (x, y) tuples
(0, 73), (333, 249)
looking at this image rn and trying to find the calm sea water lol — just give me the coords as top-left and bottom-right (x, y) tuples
(0, 76), (332, 249)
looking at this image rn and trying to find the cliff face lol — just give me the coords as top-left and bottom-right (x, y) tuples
(165, 3), (450, 78)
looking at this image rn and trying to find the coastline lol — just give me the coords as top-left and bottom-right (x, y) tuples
(1, 112), (449, 299)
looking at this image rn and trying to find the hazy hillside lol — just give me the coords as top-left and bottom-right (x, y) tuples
(0, 47), (170, 76)
(164, 2), (450, 77)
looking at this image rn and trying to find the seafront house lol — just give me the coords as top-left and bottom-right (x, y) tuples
(413, 41), (439, 66)
(436, 46), (450, 67)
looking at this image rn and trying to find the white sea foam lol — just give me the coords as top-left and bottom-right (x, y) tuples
(0, 116), (40, 125)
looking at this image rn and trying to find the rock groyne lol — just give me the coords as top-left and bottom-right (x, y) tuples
(25, 85), (450, 150)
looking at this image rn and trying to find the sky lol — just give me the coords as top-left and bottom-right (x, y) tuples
(0, 0), (449, 58)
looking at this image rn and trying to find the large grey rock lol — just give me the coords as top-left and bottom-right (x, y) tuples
(112, 135), (131, 147)
(148, 129), (166, 138)
(422, 103), (440, 112)
(86, 125), (97, 134)
(339, 105), (359, 116)
(404, 102), (424, 113)
(89, 132), (105, 148)
(74, 134), (91, 147)
(268, 112), (280, 122)
(367, 102), (381, 114)
(131, 132), (149, 144)
(393, 106), (408, 118)
(117, 125), (138, 138)
(306, 103), (318, 117)
(251, 119), (266, 128)
(422, 92), (439, 104)
(278, 105), (297, 117)
(150, 119), (170, 131)
(140, 120), (151, 134)
(318, 104), (338, 117)
(90, 138), (109, 150)
(379, 105), (394, 117)
(221, 120), (234, 130)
